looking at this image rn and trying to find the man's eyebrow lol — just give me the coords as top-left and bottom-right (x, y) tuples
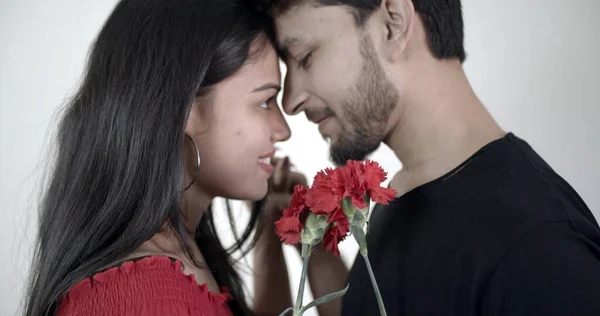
(277, 36), (302, 58)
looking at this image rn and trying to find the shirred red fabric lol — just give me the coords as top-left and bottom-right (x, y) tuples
(57, 256), (233, 316)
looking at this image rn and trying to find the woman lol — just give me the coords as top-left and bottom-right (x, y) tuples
(23, 0), (291, 314)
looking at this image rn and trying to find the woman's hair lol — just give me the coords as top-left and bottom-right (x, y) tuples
(24, 0), (274, 315)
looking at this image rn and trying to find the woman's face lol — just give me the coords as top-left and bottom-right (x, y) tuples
(185, 37), (291, 201)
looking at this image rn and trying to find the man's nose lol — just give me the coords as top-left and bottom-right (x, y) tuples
(282, 71), (310, 115)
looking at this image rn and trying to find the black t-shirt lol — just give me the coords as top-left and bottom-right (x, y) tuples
(342, 133), (600, 315)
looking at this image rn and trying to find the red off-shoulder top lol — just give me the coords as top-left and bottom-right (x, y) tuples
(57, 256), (233, 316)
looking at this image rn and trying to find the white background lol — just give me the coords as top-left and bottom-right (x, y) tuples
(1, 0), (599, 315)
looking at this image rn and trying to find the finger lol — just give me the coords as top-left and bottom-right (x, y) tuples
(265, 193), (293, 220)
(272, 157), (286, 188)
(273, 157), (292, 192)
(279, 157), (291, 190)
(270, 156), (281, 166)
(289, 171), (308, 190)
(266, 193), (293, 211)
(269, 154), (292, 168)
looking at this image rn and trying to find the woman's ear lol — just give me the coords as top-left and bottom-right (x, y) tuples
(185, 93), (212, 136)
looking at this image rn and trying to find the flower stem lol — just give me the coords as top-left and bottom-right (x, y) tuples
(293, 244), (311, 316)
(362, 253), (387, 316)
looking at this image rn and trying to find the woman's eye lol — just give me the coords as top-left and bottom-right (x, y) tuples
(260, 97), (275, 109)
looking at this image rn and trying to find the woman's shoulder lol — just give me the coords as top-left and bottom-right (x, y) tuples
(57, 256), (232, 316)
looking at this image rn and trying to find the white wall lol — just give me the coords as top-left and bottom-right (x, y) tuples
(1, 0), (598, 315)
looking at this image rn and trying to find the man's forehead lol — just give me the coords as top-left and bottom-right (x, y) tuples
(275, 12), (312, 56)
(274, 5), (314, 46)
(275, 4), (352, 51)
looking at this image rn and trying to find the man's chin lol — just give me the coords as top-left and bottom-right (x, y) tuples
(329, 145), (369, 167)
(329, 138), (382, 166)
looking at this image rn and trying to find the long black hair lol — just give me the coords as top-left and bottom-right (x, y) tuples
(24, 0), (273, 315)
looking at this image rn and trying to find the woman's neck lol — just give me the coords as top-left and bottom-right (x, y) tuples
(181, 187), (213, 233)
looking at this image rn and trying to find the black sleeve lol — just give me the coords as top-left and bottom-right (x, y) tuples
(481, 221), (600, 316)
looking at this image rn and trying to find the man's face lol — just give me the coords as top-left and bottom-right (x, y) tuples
(276, 3), (399, 166)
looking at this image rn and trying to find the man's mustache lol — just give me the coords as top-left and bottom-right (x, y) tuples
(305, 106), (336, 124)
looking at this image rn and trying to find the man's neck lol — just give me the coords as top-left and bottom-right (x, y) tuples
(385, 61), (505, 196)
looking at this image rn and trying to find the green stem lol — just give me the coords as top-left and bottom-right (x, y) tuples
(362, 253), (387, 316)
(293, 244), (311, 316)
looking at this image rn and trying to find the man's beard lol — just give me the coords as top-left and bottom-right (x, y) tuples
(329, 35), (399, 166)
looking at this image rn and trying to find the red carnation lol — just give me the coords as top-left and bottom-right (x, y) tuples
(275, 160), (395, 256)
(358, 159), (397, 205)
(305, 168), (343, 214)
(322, 207), (350, 256)
(274, 185), (310, 245)
(274, 160), (395, 315)
(307, 160), (396, 212)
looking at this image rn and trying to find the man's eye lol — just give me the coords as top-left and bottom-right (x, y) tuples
(298, 51), (312, 69)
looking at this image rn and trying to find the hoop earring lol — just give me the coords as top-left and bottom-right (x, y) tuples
(183, 134), (200, 191)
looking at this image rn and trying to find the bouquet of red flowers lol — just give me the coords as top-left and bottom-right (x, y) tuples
(275, 160), (396, 316)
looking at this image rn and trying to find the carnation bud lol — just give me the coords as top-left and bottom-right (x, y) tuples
(300, 213), (329, 246)
(341, 196), (369, 228)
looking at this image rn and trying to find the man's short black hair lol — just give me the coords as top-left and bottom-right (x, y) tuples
(257, 0), (466, 62)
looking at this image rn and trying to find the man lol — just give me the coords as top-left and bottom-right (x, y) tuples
(252, 0), (600, 315)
